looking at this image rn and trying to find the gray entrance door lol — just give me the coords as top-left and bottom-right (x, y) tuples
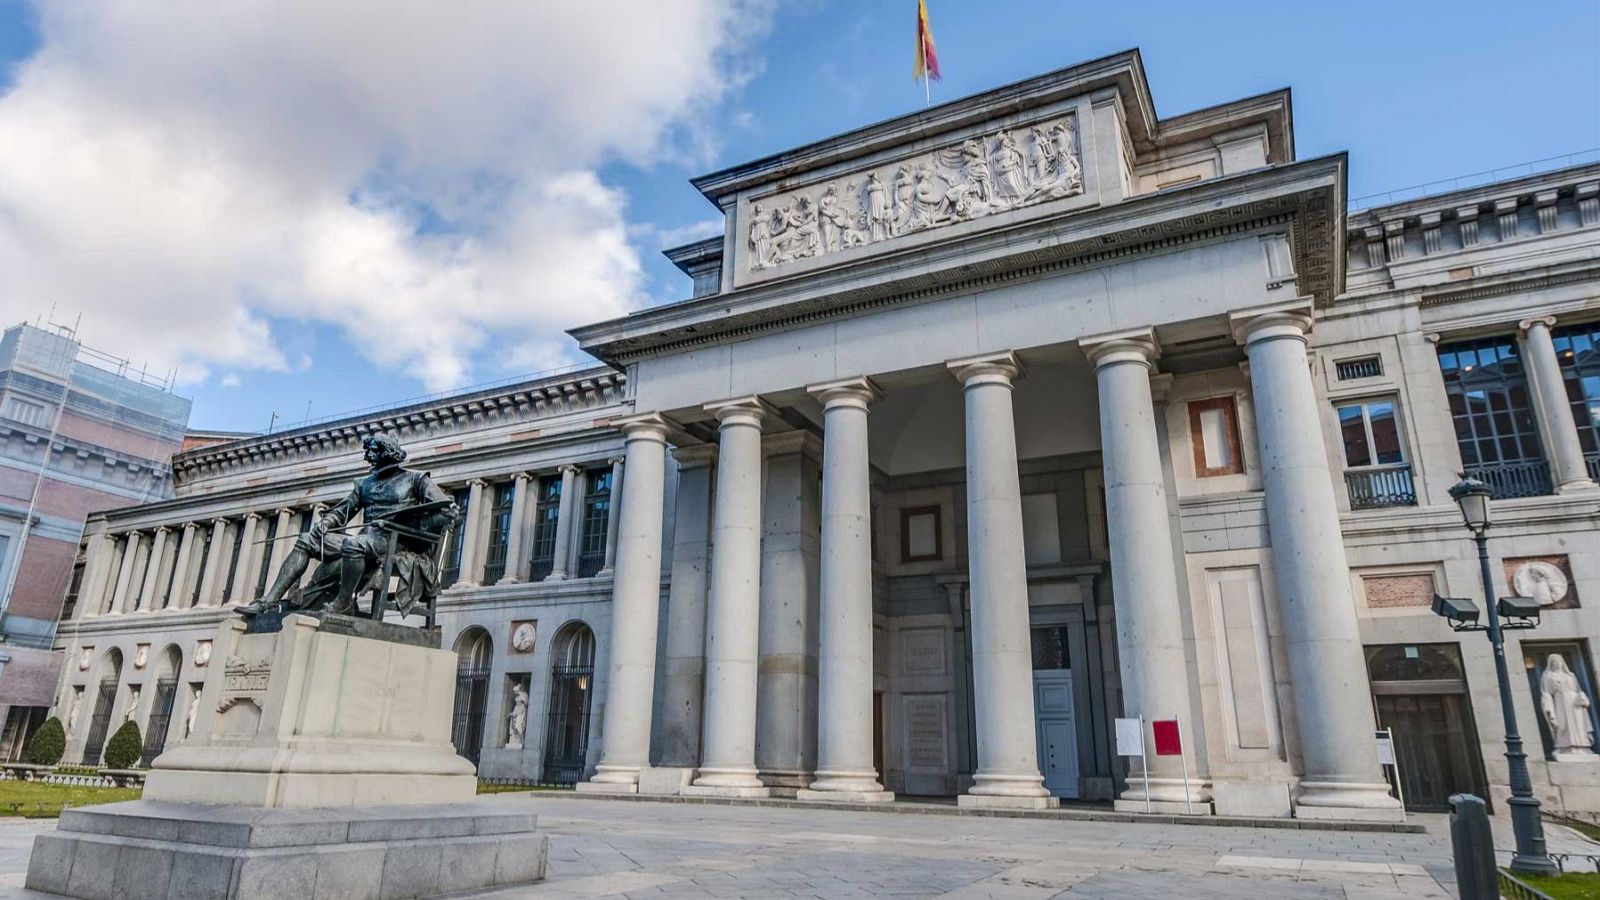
(1033, 670), (1079, 798)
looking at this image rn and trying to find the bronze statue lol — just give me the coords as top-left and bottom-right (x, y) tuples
(239, 435), (458, 620)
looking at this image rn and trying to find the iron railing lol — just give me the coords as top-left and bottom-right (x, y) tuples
(541, 665), (594, 785)
(1466, 461), (1554, 500)
(140, 678), (178, 766)
(1345, 464), (1418, 510)
(79, 681), (117, 766)
(451, 666), (491, 766)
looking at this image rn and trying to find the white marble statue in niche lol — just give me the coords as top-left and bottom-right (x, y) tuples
(1541, 654), (1597, 760)
(506, 679), (529, 750)
(183, 692), (200, 739)
(748, 113), (1083, 272)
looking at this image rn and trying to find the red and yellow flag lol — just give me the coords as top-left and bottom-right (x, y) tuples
(913, 0), (941, 83)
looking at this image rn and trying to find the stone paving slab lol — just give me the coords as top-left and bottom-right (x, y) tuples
(1, 794), (1579, 898)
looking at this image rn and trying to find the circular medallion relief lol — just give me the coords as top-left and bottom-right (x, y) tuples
(134, 645), (149, 669)
(511, 622), (537, 653)
(1513, 561), (1569, 607)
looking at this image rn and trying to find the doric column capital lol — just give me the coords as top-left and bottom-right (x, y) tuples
(1519, 315), (1558, 333)
(1079, 327), (1159, 370)
(703, 395), (773, 428)
(807, 376), (881, 411)
(613, 411), (674, 444)
(1229, 298), (1314, 347)
(671, 443), (718, 469)
(946, 351), (1022, 386)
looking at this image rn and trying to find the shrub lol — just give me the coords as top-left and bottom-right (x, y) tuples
(23, 717), (66, 766)
(102, 720), (143, 770)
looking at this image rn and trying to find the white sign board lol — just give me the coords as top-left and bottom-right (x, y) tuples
(1375, 730), (1395, 766)
(1114, 717), (1144, 757)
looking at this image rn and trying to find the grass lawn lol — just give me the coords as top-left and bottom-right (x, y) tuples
(1510, 870), (1600, 900)
(0, 782), (142, 818)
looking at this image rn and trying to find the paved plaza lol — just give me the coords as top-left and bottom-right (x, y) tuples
(5, 793), (1597, 898)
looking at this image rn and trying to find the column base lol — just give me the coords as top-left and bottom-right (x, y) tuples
(1556, 479), (1600, 495)
(494, 576), (523, 586)
(1293, 781), (1404, 822)
(958, 793), (1059, 810)
(576, 764), (641, 794)
(1117, 775), (1214, 806)
(637, 766), (696, 795)
(797, 771), (894, 803)
(686, 766), (770, 797)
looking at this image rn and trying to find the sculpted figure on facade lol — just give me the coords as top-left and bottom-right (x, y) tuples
(1542, 654), (1597, 759)
(747, 112), (1082, 272)
(507, 680), (529, 749)
(238, 435), (459, 621)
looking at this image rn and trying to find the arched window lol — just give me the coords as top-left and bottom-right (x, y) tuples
(451, 628), (493, 765)
(82, 649), (123, 765)
(542, 622), (596, 784)
(141, 646), (184, 765)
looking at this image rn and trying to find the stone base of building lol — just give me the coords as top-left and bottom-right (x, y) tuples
(1293, 803), (1407, 823)
(637, 766), (697, 795)
(957, 793), (1060, 810)
(575, 779), (638, 795)
(1211, 781), (1293, 818)
(1113, 798), (1213, 815)
(25, 800), (547, 900)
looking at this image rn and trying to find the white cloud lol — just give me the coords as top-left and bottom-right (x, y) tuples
(0, 1), (771, 390)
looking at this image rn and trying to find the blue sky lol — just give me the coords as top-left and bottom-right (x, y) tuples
(1, 0), (1597, 433)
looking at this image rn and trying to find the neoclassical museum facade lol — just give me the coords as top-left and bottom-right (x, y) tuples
(37, 51), (1600, 820)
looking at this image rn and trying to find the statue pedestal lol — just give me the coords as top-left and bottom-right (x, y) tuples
(28, 615), (547, 899)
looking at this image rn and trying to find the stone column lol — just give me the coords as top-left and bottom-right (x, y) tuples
(946, 353), (1055, 809)
(1080, 329), (1210, 811)
(75, 532), (116, 620)
(545, 465), (581, 581)
(109, 532), (143, 615)
(195, 518), (229, 607)
(597, 457), (626, 577)
(454, 480), (488, 587)
(754, 431), (821, 793)
(268, 509), (296, 577)
(657, 445), (717, 769)
(1231, 300), (1402, 821)
(685, 397), (772, 797)
(135, 527), (171, 612)
(169, 523), (198, 609)
(1521, 316), (1597, 492)
(578, 414), (672, 793)
(229, 514), (261, 605)
(497, 472), (533, 585)
(799, 378), (893, 803)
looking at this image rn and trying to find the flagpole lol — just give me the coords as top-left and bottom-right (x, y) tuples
(923, 74), (930, 107)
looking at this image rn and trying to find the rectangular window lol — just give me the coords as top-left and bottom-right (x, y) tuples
(529, 475), (562, 580)
(482, 481), (516, 584)
(1338, 399), (1415, 509)
(439, 487), (471, 589)
(1187, 396), (1243, 477)
(900, 505), (942, 563)
(577, 469), (613, 578)
(1336, 356), (1384, 381)
(1437, 337), (1551, 498)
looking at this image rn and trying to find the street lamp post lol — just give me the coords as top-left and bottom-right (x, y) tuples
(1441, 476), (1558, 877)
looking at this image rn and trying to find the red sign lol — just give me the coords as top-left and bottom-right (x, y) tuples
(1151, 719), (1182, 756)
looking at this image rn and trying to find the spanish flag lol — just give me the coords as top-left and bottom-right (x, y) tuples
(913, 0), (941, 84)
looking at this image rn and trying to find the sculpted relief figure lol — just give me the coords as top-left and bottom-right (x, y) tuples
(238, 435), (459, 621)
(747, 113), (1083, 272)
(506, 680), (529, 749)
(1542, 654), (1597, 760)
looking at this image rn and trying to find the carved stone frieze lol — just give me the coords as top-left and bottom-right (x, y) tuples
(748, 114), (1084, 273)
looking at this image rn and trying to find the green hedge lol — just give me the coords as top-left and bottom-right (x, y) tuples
(23, 717), (66, 766)
(102, 720), (143, 770)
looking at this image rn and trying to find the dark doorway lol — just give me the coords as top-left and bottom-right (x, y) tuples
(1366, 643), (1489, 812)
(541, 623), (595, 784)
(451, 628), (493, 765)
